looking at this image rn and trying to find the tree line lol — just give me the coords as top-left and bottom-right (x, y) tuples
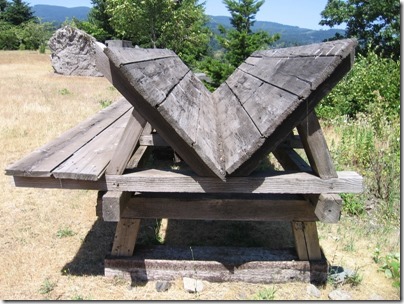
(0, 0), (400, 90)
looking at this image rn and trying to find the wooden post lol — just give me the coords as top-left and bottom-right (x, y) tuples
(291, 221), (322, 261)
(111, 219), (141, 256)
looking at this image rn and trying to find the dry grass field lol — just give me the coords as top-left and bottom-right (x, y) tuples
(0, 51), (400, 300)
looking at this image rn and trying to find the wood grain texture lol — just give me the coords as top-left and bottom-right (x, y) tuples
(111, 219), (141, 257)
(52, 110), (132, 180)
(120, 193), (318, 222)
(106, 169), (363, 194)
(11, 170), (363, 194)
(5, 98), (132, 177)
(106, 108), (146, 175)
(105, 245), (328, 284)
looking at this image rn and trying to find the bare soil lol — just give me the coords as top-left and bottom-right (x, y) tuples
(0, 51), (400, 300)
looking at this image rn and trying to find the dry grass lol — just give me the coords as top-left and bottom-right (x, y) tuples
(0, 51), (400, 300)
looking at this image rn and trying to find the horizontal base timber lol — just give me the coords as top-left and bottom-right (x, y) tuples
(105, 245), (328, 284)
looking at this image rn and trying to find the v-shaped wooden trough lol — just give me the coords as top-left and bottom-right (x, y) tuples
(96, 39), (357, 180)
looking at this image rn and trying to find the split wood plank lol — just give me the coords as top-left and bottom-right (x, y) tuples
(103, 193), (317, 222)
(52, 109), (132, 180)
(111, 218), (141, 257)
(5, 98), (132, 177)
(11, 170), (363, 194)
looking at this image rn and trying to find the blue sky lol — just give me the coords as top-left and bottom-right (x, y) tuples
(25, 0), (337, 30)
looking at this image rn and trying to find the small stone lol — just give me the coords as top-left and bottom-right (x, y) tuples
(306, 284), (321, 298)
(183, 277), (204, 293)
(155, 281), (171, 292)
(328, 289), (352, 300)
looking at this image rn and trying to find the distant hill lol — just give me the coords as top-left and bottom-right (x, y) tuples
(32, 5), (344, 46)
(208, 16), (345, 47)
(32, 5), (90, 25)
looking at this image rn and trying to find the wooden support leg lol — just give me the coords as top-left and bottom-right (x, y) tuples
(292, 221), (322, 261)
(111, 219), (141, 257)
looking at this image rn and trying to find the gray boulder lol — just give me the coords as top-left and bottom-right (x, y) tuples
(48, 25), (103, 77)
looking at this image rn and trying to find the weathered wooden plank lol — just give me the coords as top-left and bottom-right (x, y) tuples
(297, 111), (337, 179)
(105, 245), (328, 284)
(121, 57), (190, 107)
(291, 222), (309, 260)
(99, 44), (223, 179)
(11, 170), (363, 193)
(102, 191), (131, 222)
(214, 83), (264, 174)
(104, 46), (176, 66)
(5, 98), (132, 177)
(52, 110), (132, 180)
(302, 222), (322, 260)
(225, 69), (298, 137)
(231, 48), (356, 176)
(106, 108), (147, 175)
(106, 170), (363, 194)
(111, 219), (141, 257)
(252, 39), (357, 59)
(119, 193), (318, 222)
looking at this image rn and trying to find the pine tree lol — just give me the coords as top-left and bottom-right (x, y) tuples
(1, 0), (34, 26)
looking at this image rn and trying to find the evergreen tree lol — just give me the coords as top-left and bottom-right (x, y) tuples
(200, 0), (279, 89)
(1, 0), (34, 26)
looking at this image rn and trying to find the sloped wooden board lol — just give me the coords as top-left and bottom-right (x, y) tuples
(98, 39), (357, 180)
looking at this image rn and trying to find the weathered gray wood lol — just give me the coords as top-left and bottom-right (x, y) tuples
(11, 170), (363, 193)
(102, 191), (131, 222)
(104, 46), (176, 66)
(105, 245), (328, 284)
(297, 111), (337, 179)
(106, 170), (363, 194)
(231, 45), (356, 176)
(291, 222), (322, 261)
(111, 219), (141, 256)
(139, 134), (168, 146)
(118, 193), (318, 222)
(5, 98), (132, 177)
(273, 145), (343, 223)
(52, 110), (132, 180)
(214, 83), (264, 174)
(106, 108), (146, 175)
(98, 44), (223, 179)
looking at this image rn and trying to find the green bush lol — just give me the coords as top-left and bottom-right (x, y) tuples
(317, 50), (400, 123)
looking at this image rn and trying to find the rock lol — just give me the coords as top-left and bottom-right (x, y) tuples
(183, 277), (204, 293)
(328, 289), (352, 300)
(155, 281), (171, 292)
(48, 25), (103, 77)
(306, 284), (321, 298)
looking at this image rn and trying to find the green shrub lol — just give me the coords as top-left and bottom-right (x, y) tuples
(317, 50), (400, 122)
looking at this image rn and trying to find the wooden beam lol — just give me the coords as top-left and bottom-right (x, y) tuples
(11, 170), (363, 194)
(291, 221), (322, 261)
(118, 193), (318, 222)
(101, 191), (131, 222)
(106, 170), (363, 194)
(105, 245), (328, 284)
(274, 146), (343, 223)
(296, 111), (337, 179)
(139, 134), (169, 147)
(111, 219), (141, 257)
